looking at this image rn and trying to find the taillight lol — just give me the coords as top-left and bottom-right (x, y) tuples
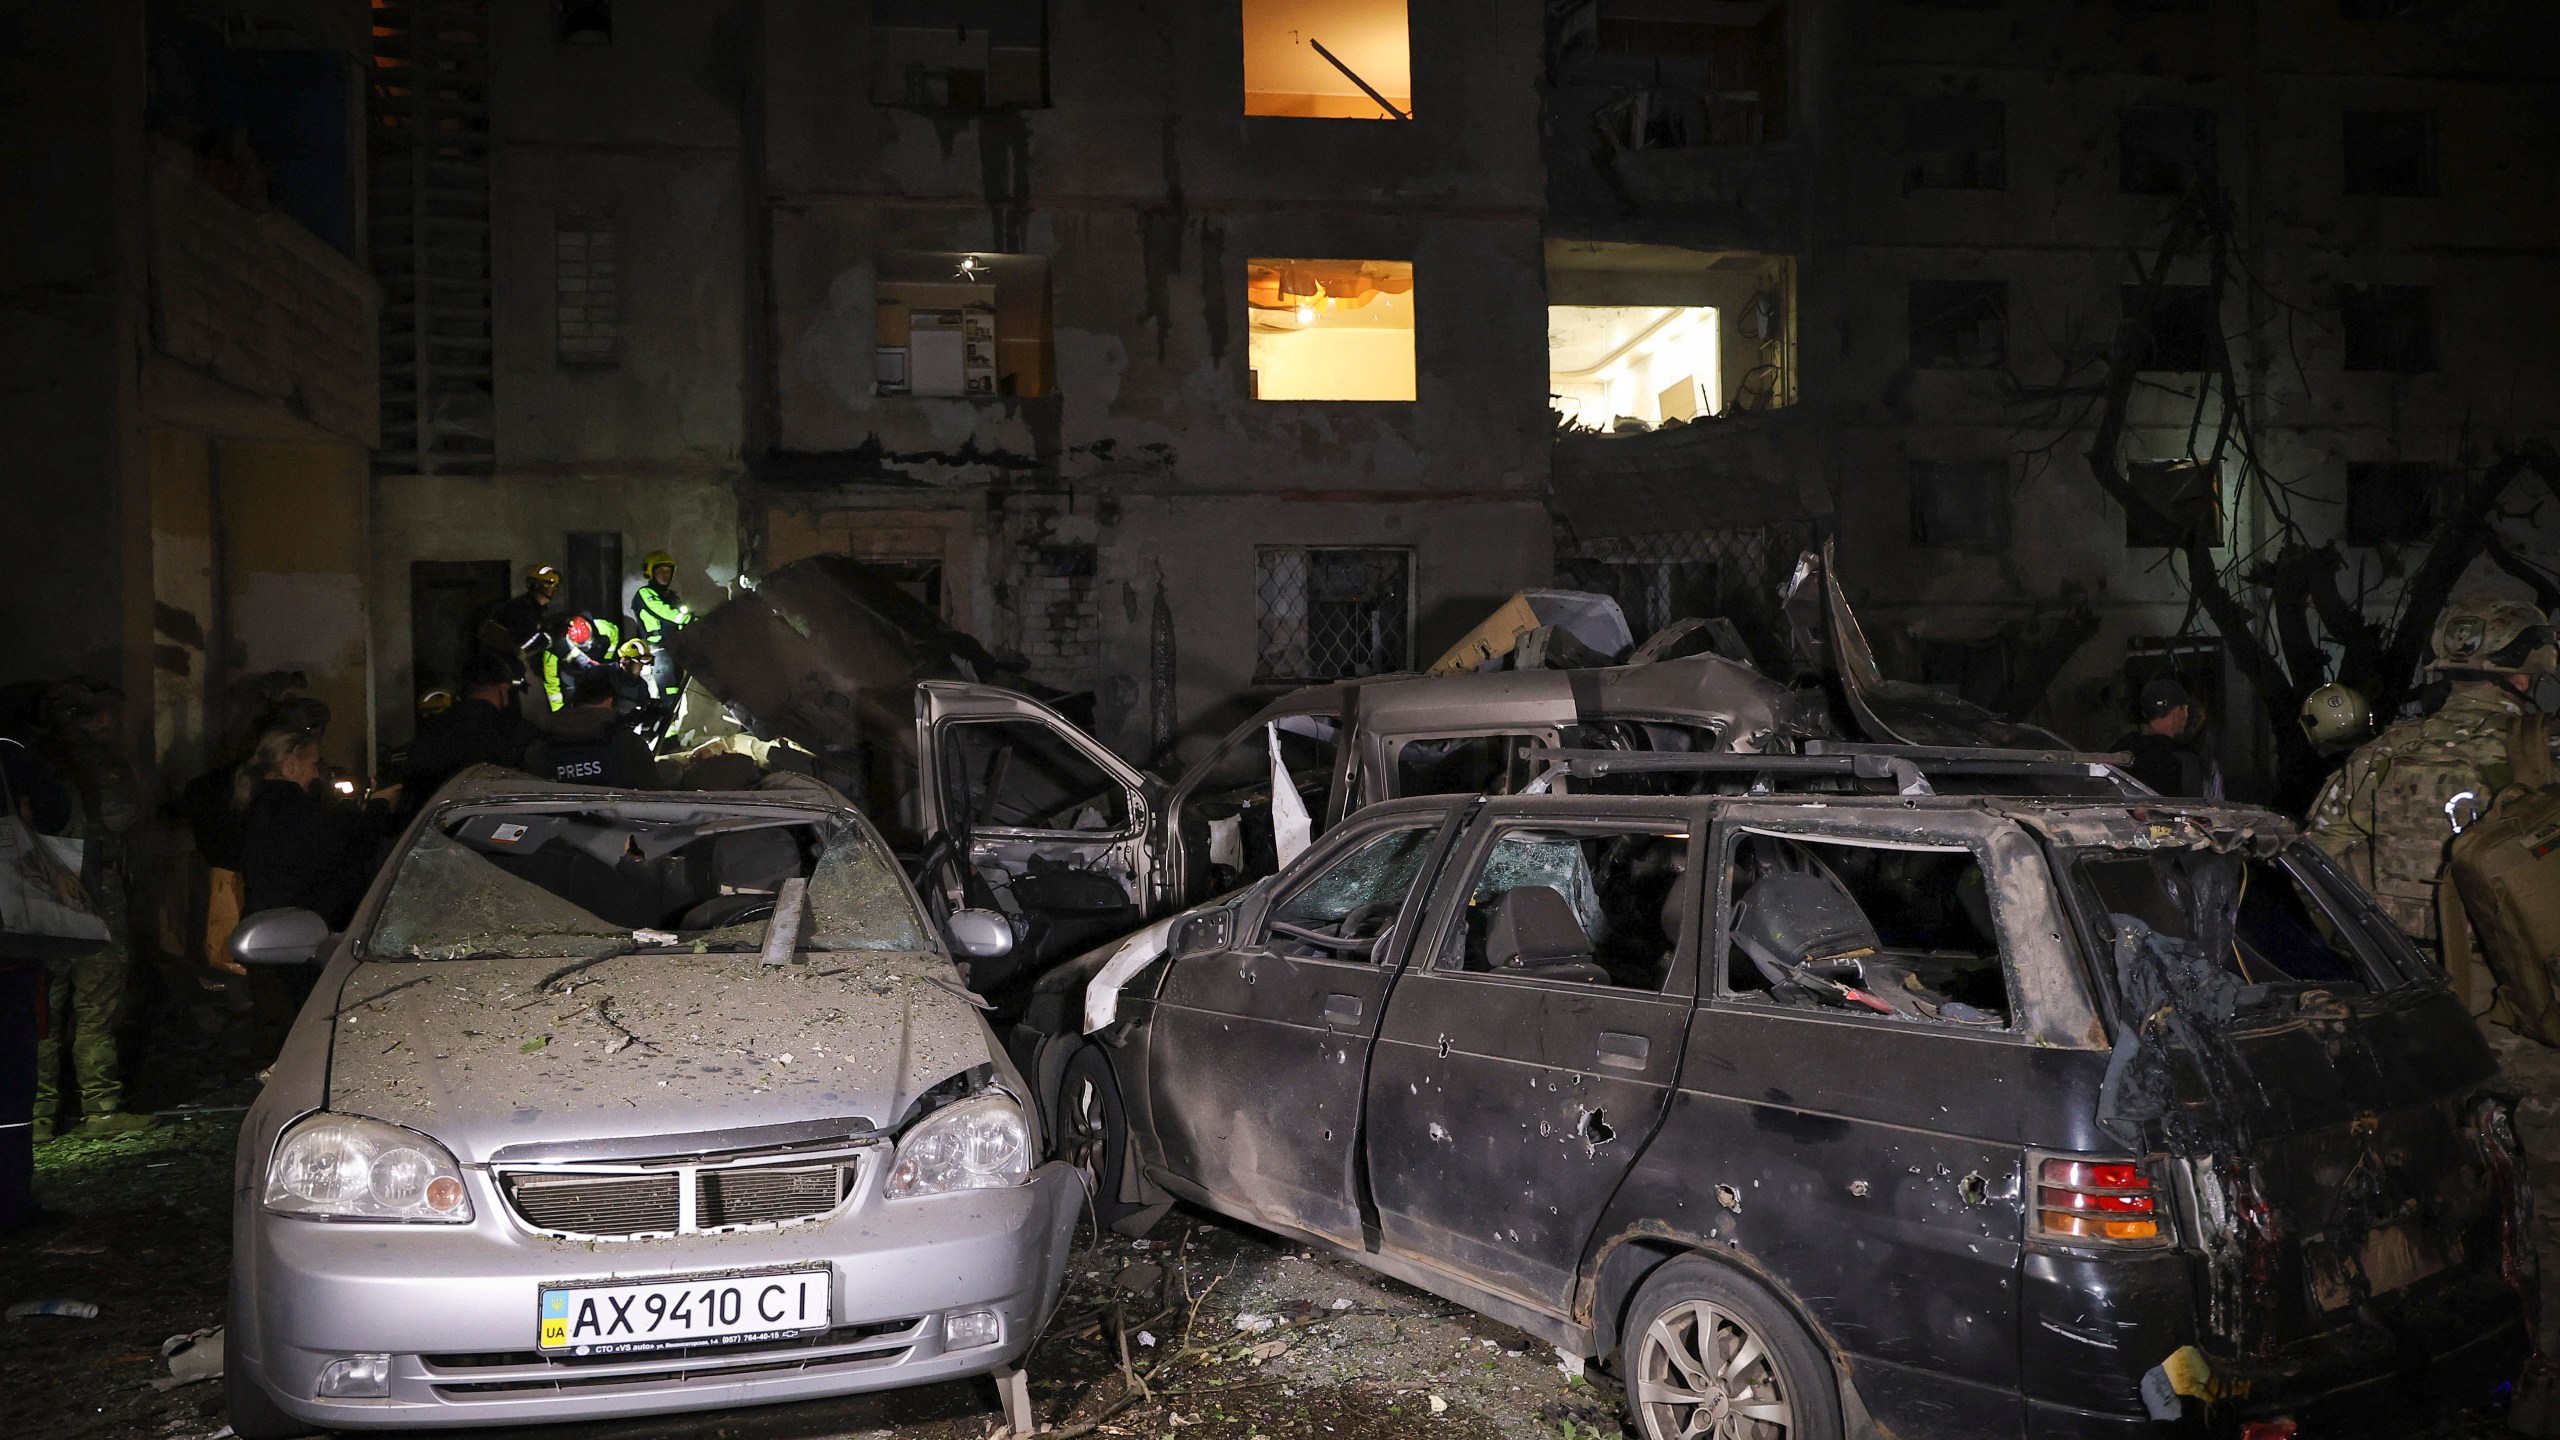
(2033, 1154), (2168, 1245)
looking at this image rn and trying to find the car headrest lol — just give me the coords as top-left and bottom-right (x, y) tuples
(1731, 870), (1878, 971)
(713, 826), (800, 891)
(1486, 886), (1591, 970)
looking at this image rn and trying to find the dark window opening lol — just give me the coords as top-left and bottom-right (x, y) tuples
(1904, 98), (2005, 190)
(859, 558), (945, 614)
(557, 1), (612, 44)
(1446, 825), (1692, 993)
(2121, 283), (2218, 372)
(2115, 0), (2207, 11)
(1907, 458), (2007, 551)
(2340, 0), (2429, 16)
(2345, 461), (2436, 544)
(1908, 280), (2007, 369)
(1253, 547), (1412, 683)
(1722, 833), (2011, 1026)
(563, 531), (624, 627)
(2124, 459), (2218, 548)
(410, 560), (512, 699)
(2118, 105), (2217, 195)
(941, 719), (1130, 832)
(1570, 1), (1788, 148)
(871, 0), (1047, 108)
(2343, 110), (2437, 197)
(2340, 285), (2435, 373)
(1393, 734), (1547, 800)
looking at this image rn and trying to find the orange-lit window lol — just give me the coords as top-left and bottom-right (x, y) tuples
(873, 252), (1053, 399)
(1247, 259), (1415, 401)
(1242, 0), (1411, 119)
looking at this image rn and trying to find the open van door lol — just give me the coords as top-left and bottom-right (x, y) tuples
(914, 681), (1160, 1001)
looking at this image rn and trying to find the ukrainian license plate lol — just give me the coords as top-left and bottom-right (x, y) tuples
(538, 1265), (831, 1355)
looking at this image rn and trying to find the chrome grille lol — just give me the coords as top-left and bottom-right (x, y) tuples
(698, 1163), (844, 1230)
(505, 1173), (679, 1237)
(496, 1146), (868, 1239)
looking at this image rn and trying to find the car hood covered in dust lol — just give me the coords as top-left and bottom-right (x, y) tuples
(322, 947), (994, 1164)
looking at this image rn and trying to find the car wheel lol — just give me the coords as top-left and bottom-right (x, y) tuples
(1622, 1258), (1839, 1440)
(1058, 1044), (1143, 1231)
(224, 1290), (314, 1440)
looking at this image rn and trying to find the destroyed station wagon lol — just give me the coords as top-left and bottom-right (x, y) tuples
(219, 768), (1075, 1437)
(1059, 745), (2534, 1440)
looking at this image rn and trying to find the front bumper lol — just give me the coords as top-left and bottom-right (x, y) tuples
(233, 1159), (1084, 1430)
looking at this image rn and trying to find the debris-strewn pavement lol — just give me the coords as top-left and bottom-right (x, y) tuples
(12, 1029), (2560, 1440)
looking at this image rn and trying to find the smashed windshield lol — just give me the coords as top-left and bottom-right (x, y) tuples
(368, 805), (927, 960)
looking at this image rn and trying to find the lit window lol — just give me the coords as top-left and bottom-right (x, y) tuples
(1254, 548), (1412, 682)
(1242, 0), (1410, 119)
(874, 252), (1053, 398)
(872, 0), (1048, 109)
(1547, 242), (1793, 430)
(1247, 259), (1414, 401)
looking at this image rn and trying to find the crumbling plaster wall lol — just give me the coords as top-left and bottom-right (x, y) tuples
(1807, 0), (2560, 776)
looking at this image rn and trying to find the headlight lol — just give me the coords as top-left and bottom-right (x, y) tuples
(265, 1114), (473, 1222)
(884, 1093), (1029, 1198)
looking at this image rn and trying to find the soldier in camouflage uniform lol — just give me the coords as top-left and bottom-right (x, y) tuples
(2306, 598), (2560, 998)
(32, 681), (154, 1140)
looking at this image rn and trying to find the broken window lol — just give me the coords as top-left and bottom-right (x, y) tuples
(1242, 0), (1410, 119)
(368, 807), (925, 960)
(2077, 847), (2399, 996)
(1907, 279), (2006, 369)
(2345, 461), (2436, 544)
(556, 0), (611, 44)
(2343, 110), (2437, 197)
(939, 719), (1131, 833)
(1568, 1), (1789, 149)
(875, 252), (1052, 398)
(1247, 259), (1415, 401)
(1548, 243), (1794, 427)
(2120, 283), (2218, 372)
(1177, 715), (1343, 903)
(2339, 284), (2435, 374)
(555, 215), (619, 367)
(1264, 821), (1439, 962)
(1907, 458), (2007, 551)
(2124, 459), (2219, 548)
(1721, 833), (2012, 1026)
(1444, 824), (1692, 992)
(2339, 0), (2429, 16)
(2118, 105), (2217, 195)
(871, 0), (1047, 108)
(1392, 734), (1548, 800)
(1903, 98), (2005, 190)
(1253, 547), (1413, 682)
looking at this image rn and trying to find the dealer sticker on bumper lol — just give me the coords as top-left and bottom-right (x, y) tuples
(539, 1265), (832, 1355)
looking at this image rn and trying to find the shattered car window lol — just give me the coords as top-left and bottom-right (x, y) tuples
(1265, 822), (1438, 961)
(368, 806), (926, 959)
(943, 718), (1130, 832)
(1445, 827), (1688, 991)
(1723, 833), (2011, 1025)
(1179, 716), (1342, 903)
(2079, 845), (2395, 997)
(1393, 734), (1548, 799)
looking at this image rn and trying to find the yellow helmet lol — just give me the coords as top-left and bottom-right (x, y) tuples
(615, 637), (654, 663)
(2297, 683), (2369, 751)
(527, 564), (562, 593)
(419, 689), (456, 718)
(642, 550), (677, 575)
(2429, 596), (2557, 677)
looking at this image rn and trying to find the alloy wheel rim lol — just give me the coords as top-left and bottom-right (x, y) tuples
(1635, 1298), (1794, 1440)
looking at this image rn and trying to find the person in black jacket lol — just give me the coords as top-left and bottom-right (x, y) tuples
(522, 674), (659, 790)
(403, 653), (531, 806)
(2111, 677), (2221, 799)
(234, 729), (395, 932)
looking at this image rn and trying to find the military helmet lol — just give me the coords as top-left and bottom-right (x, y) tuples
(2428, 596), (2557, 676)
(642, 550), (676, 575)
(2298, 683), (2370, 749)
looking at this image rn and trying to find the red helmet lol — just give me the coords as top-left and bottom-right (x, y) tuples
(565, 616), (594, 646)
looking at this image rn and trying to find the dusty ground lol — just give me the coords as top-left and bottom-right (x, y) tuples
(9, 1028), (2560, 1440)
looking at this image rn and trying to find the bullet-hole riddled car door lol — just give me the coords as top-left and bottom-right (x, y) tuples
(1363, 803), (1701, 1310)
(1146, 807), (1459, 1245)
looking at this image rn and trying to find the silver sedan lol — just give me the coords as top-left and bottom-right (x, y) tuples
(223, 767), (1078, 1436)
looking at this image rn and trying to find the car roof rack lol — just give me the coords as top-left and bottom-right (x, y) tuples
(1518, 741), (2131, 797)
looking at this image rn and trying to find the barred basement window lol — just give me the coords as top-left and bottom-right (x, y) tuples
(1254, 547), (1413, 683)
(556, 217), (619, 367)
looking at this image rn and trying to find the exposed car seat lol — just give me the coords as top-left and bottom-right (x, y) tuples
(1484, 886), (1612, 985)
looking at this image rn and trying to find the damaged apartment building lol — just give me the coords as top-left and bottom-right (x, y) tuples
(15, 2), (2549, 791)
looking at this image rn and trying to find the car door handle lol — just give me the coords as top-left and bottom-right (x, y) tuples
(1323, 993), (1363, 1026)
(1596, 1032), (1649, 1070)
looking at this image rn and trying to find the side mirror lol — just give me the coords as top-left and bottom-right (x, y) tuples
(230, 908), (331, 967)
(946, 908), (1015, 961)
(1172, 910), (1232, 958)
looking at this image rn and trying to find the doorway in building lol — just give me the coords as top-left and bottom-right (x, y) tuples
(411, 560), (512, 697)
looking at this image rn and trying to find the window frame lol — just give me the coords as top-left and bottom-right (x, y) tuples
(934, 714), (1144, 842)
(1906, 279), (2008, 370)
(1235, 804), (1463, 971)
(1414, 806), (1703, 1000)
(1251, 545), (1416, 684)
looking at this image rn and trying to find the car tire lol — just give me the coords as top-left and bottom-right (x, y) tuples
(1057, 1044), (1144, 1232)
(1621, 1257), (1840, 1440)
(224, 1290), (314, 1440)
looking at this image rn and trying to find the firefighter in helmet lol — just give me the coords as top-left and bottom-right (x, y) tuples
(633, 550), (691, 695)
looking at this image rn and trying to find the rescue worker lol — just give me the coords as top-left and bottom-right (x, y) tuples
(2300, 683), (2373, 758)
(2111, 676), (2219, 798)
(633, 550), (692, 695)
(612, 637), (659, 701)
(537, 612), (620, 713)
(522, 673), (658, 789)
(33, 681), (152, 1139)
(2306, 596), (2560, 979)
(417, 689), (455, 723)
(477, 563), (563, 675)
